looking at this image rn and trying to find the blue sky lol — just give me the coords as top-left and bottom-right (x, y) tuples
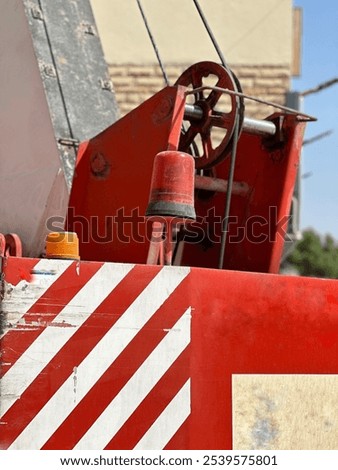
(292, 0), (338, 239)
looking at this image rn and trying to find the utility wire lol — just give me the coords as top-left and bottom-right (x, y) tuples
(301, 77), (338, 97)
(303, 130), (333, 146)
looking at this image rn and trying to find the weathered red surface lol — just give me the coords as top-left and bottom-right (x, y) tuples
(1, 257), (337, 449)
(67, 83), (305, 274)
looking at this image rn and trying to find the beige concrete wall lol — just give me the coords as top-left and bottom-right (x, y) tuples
(91, 0), (292, 67)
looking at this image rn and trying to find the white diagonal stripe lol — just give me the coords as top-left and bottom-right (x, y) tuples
(75, 309), (191, 450)
(1, 262), (134, 418)
(9, 266), (190, 449)
(1, 258), (73, 338)
(134, 379), (191, 450)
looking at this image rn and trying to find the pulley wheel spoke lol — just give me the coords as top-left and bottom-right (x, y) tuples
(180, 125), (199, 152)
(175, 61), (244, 169)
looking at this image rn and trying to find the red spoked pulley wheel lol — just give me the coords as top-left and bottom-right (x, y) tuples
(175, 61), (245, 169)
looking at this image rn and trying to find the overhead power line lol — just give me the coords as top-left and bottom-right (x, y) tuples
(303, 130), (334, 146)
(301, 77), (338, 97)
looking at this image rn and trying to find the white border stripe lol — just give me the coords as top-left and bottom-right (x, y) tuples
(9, 266), (190, 449)
(134, 379), (191, 450)
(75, 309), (191, 450)
(1, 263), (134, 418)
(1, 259), (73, 338)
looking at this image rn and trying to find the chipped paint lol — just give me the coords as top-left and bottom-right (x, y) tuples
(31, 270), (57, 276)
(252, 417), (278, 449)
(73, 366), (78, 403)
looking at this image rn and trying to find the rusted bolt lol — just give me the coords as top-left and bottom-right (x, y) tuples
(90, 152), (110, 178)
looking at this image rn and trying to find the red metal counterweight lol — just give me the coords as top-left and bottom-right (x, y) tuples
(145, 150), (196, 265)
(146, 150), (196, 220)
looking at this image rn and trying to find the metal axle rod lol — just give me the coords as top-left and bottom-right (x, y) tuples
(194, 175), (249, 196)
(184, 104), (277, 137)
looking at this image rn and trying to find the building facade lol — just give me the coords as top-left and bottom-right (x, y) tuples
(90, 0), (301, 118)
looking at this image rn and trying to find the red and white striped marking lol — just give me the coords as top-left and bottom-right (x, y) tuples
(4, 256), (335, 450)
(0, 260), (191, 450)
(0, 258), (73, 338)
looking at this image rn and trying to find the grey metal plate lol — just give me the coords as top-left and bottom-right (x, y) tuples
(23, 0), (119, 186)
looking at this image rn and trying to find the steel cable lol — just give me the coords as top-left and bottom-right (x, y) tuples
(136, 0), (169, 86)
(192, 0), (242, 268)
(136, 0), (247, 268)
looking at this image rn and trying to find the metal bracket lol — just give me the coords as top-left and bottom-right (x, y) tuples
(262, 115), (285, 151)
(81, 22), (96, 35)
(40, 63), (57, 78)
(58, 137), (80, 149)
(31, 6), (44, 21)
(0, 233), (22, 257)
(99, 79), (114, 92)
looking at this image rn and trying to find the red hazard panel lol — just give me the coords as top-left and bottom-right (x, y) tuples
(1, 257), (338, 449)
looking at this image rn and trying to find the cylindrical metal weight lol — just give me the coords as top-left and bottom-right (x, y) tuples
(146, 150), (196, 220)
